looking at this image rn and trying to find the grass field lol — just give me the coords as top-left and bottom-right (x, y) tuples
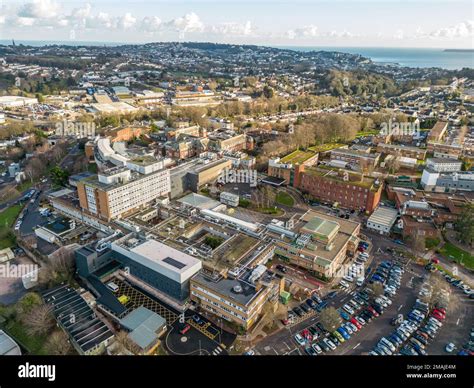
(439, 242), (474, 270)
(276, 191), (294, 207)
(0, 204), (22, 249)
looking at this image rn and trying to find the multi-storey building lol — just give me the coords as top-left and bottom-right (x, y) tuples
(190, 267), (281, 330)
(273, 210), (360, 279)
(376, 143), (427, 161)
(76, 166), (170, 221)
(426, 158), (462, 173)
(293, 165), (383, 213)
(427, 121), (448, 142)
(329, 148), (380, 171)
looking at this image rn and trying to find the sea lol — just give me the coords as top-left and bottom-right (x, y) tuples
(1, 40), (472, 70)
(278, 46), (474, 70)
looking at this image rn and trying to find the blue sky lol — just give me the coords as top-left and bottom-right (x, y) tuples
(0, 0), (473, 47)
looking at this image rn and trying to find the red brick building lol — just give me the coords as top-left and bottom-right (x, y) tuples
(293, 165), (383, 213)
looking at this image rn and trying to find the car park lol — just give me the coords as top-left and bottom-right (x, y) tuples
(343, 304), (355, 315)
(337, 327), (350, 340)
(324, 338), (336, 351)
(300, 303), (311, 313)
(339, 280), (349, 289)
(339, 309), (350, 321)
(311, 294), (322, 304)
(293, 307), (304, 317)
(355, 316), (366, 326)
(311, 343), (322, 354)
(295, 333), (306, 346)
(350, 318), (362, 329)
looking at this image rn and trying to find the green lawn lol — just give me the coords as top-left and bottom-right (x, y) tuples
(276, 191), (294, 207)
(439, 242), (474, 269)
(0, 204), (22, 249)
(3, 320), (48, 355)
(0, 205), (22, 227)
(356, 130), (380, 138)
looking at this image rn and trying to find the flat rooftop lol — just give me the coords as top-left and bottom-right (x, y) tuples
(113, 235), (202, 283)
(367, 206), (399, 228)
(178, 193), (220, 210)
(192, 272), (264, 307)
(303, 216), (339, 237)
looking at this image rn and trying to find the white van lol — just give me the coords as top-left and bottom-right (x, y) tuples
(107, 282), (119, 293)
(356, 277), (364, 287)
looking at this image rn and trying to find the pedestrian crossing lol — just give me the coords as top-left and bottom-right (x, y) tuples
(212, 346), (224, 355)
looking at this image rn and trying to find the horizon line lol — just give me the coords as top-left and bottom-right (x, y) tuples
(1, 39), (473, 51)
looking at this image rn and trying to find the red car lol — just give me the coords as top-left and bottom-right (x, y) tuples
(350, 317), (362, 329)
(435, 307), (446, 315)
(180, 324), (191, 335)
(431, 258), (440, 264)
(431, 312), (445, 321)
(301, 329), (312, 341)
(367, 306), (379, 317)
(433, 308), (446, 317)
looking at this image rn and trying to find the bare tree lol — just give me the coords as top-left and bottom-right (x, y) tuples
(21, 303), (55, 336)
(368, 282), (384, 298)
(319, 306), (342, 332)
(114, 331), (141, 355)
(44, 331), (73, 355)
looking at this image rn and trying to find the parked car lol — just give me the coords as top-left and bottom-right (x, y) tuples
(295, 333), (306, 346)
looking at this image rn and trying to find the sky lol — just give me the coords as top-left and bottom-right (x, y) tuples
(0, 0), (473, 48)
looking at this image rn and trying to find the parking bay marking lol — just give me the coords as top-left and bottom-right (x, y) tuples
(352, 342), (361, 350)
(398, 304), (403, 311)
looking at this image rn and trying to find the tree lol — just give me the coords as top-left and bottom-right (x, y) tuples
(16, 292), (42, 316)
(455, 204), (474, 247)
(50, 166), (70, 187)
(409, 234), (426, 256)
(319, 306), (342, 332)
(44, 331), (73, 355)
(263, 86), (274, 99)
(368, 282), (384, 298)
(428, 273), (449, 309)
(21, 303), (55, 336)
(114, 330), (141, 355)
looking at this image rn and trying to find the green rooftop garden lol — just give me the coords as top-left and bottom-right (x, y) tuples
(281, 149), (317, 164)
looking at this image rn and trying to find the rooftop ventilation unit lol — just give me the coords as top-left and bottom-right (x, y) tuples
(233, 285), (243, 293)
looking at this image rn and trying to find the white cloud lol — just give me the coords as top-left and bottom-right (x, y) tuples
(117, 13), (136, 30)
(429, 20), (474, 39)
(211, 21), (252, 36)
(15, 17), (35, 27)
(141, 16), (162, 33)
(286, 24), (318, 39)
(17, 0), (60, 19)
(393, 29), (404, 40)
(169, 12), (204, 38)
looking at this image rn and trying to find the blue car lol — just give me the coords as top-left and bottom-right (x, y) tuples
(339, 310), (350, 320)
(316, 301), (328, 312)
(371, 274), (384, 283)
(337, 327), (350, 340)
